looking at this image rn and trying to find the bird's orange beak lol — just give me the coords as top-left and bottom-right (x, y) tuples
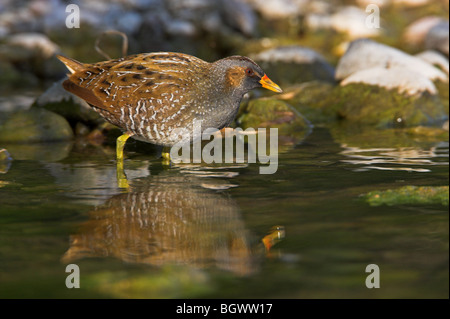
(259, 74), (283, 93)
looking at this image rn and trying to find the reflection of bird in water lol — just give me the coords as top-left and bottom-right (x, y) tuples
(62, 172), (269, 276)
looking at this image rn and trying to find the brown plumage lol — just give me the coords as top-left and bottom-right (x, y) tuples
(57, 52), (282, 160)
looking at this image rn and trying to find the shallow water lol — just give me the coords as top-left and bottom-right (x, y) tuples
(0, 126), (448, 299)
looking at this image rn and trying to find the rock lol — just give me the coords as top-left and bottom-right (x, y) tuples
(3, 32), (60, 60)
(32, 78), (103, 125)
(425, 20), (449, 56)
(0, 108), (73, 143)
(0, 32), (63, 79)
(403, 16), (444, 47)
(237, 97), (312, 148)
(3, 142), (72, 162)
(0, 60), (38, 90)
(364, 186), (449, 206)
(277, 76), (448, 128)
(220, 0), (257, 37)
(330, 124), (447, 150)
(243, 0), (309, 20)
(329, 6), (381, 39)
(251, 46), (335, 86)
(404, 126), (449, 139)
(356, 0), (389, 7)
(306, 6), (381, 38)
(116, 11), (143, 35)
(340, 67), (437, 95)
(335, 39), (448, 83)
(434, 80), (449, 116)
(0, 93), (37, 112)
(392, 0), (431, 6)
(165, 19), (197, 37)
(330, 83), (447, 128)
(415, 50), (449, 75)
(278, 81), (337, 124)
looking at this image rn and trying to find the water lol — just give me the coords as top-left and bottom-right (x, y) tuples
(0, 127), (448, 298)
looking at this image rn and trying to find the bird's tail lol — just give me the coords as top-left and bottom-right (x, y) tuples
(56, 55), (85, 74)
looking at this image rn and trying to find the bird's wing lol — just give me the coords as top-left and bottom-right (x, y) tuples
(60, 52), (208, 127)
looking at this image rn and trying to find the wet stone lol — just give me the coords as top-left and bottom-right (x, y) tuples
(237, 97), (312, 138)
(335, 39), (448, 83)
(330, 83), (447, 128)
(0, 108), (73, 143)
(364, 186), (449, 207)
(32, 78), (103, 126)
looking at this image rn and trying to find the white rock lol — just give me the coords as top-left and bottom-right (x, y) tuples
(356, 0), (390, 8)
(336, 39), (448, 83)
(330, 6), (381, 38)
(35, 78), (89, 108)
(305, 14), (332, 30)
(243, 0), (309, 19)
(7, 32), (60, 59)
(306, 6), (382, 38)
(443, 120), (449, 131)
(425, 21), (449, 56)
(251, 45), (330, 64)
(415, 50), (449, 75)
(340, 67), (437, 96)
(307, 0), (332, 14)
(403, 16), (444, 46)
(392, 0), (430, 6)
(165, 20), (197, 37)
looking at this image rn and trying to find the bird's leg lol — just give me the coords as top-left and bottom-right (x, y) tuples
(116, 157), (129, 189)
(116, 132), (132, 161)
(116, 132), (133, 189)
(162, 146), (171, 166)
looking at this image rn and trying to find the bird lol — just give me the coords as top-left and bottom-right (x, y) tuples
(57, 52), (282, 164)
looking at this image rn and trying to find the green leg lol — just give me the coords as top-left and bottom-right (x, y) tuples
(162, 146), (171, 166)
(116, 132), (132, 161)
(116, 132), (132, 189)
(116, 158), (129, 189)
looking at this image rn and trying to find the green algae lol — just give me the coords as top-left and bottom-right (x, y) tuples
(364, 186), (449, 206)
(0, 108), (74, 143)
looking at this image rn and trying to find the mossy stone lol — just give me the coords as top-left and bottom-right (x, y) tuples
(329, 84), (447, 128)
(237, 98), (311, 134)
(435, 80), (449, 115)
(364, 186), (449, 206)
(32, 78), (103, 126)
(329, 123), (447, 150)
(280, 81), (338, 124)
(0, 108), (74, 143)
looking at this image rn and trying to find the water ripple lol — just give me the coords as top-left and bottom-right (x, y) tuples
(340, 142), (449, 172)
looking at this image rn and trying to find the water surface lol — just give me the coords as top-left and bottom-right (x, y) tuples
(0, 126), (448, 298)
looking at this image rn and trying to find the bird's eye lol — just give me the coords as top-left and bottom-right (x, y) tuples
(245, 68), (254, 76)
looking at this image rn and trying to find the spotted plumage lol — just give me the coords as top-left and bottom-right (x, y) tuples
(57, 52), (282, 157)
